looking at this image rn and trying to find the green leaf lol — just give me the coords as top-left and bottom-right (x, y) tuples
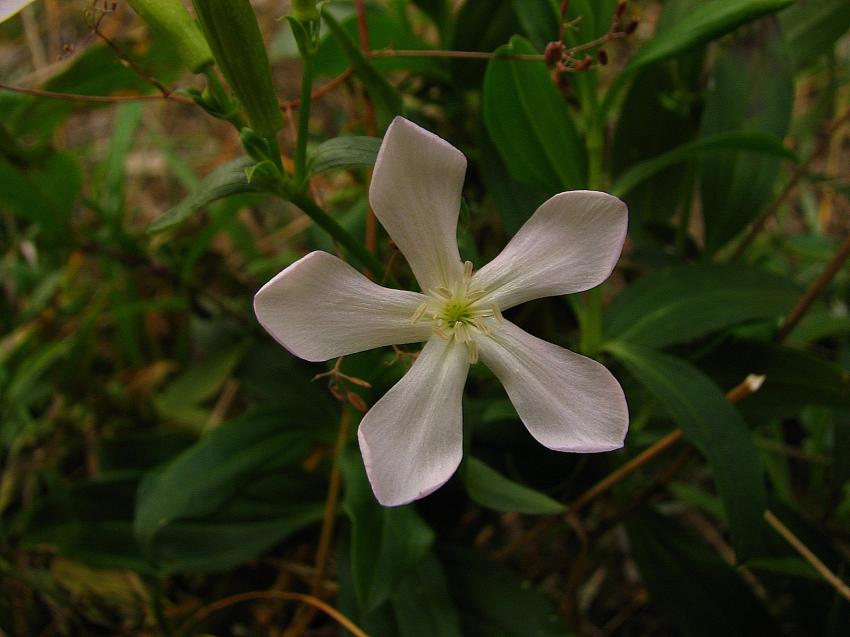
(99, 102), (144, 221)
(476, 122), (545, 235)
(607, 343), (767, 561)
(625, 0), (794, 73)
(308, 136), (381, 177)
(151, 473), (325, 574)
(0, 151), (81, 233)
(779, 0), (850, 71)
(626, 509), (779, 637)
(341, 448), (434, 612)
(154, 344), (246, 428)
(611, 131), (795, 198)
(442, 547), (573, 636)
(462, 457), (565, 515)
(610, 61), (700, 224)
(483, 35), (586, 194)
(699, 17), (793, 254)
(510, 0), (558, 52)
(322, 9), (403, 126)
(604, 264), (800, 349)
(147, 157), (266, 233)
(134, 410), (314, 549)
(392, 553), (463, 637)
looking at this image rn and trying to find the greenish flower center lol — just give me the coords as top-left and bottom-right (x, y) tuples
(408, 261), (504, 364)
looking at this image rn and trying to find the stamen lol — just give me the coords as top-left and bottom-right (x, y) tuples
(463, 260), (473, 282)
(491, 304), (504, 322)
(454, 321), (469, 342)
(466, 289), (485, 301)
(410, 302), (428, 323)
(466, 339), (479, 364)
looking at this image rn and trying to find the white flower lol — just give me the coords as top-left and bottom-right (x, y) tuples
(1, 0), (36, 23)
(255, 117), (629, 506)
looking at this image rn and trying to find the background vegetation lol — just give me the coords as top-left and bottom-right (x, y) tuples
(1, 0), (849, 635)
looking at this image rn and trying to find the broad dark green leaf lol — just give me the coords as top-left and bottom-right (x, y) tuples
(392, 553), (463, 637)
(604, 264), (800, 349)
(780, 0), (850, 71)
(341, 448), (434, 613)
(626, 509), (779, 637)
(611, 131), (795, 198)
(476, 122), (545, 235)
(151, 473), (325, 574)
(147, 157), (266, 233)
(134, 410), (314, 548)
(699, 17), (793, 254)
(308, 136), (381, 176)
(442, 547), (573, 636)
(462, 457), (565, 514)
(483, 35), (585, 194)
(322, 9), (403, 125)
(625, 0), (794, 73)
(608, 343), (767, 561)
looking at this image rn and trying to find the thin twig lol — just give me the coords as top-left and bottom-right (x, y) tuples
(567, 374), (765, 515)
(764, 510), (850, 603)
(184, 591), (369, 637)
(368, 48), (544, 61)
(732, 105), (850, 258)
(280, 67), (355, 111)
(775, 233), (850, 342)
(0, 81), (190, 104)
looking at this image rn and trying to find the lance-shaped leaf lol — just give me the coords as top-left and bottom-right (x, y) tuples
(604, 264), (799, 349)
(483, 35), (586, 194)
(462, 457), (565, 515)
(308, 136), (381, 176)
(607, 342), (767, 561)
(147, 157), (266, 234)
(625, 0), (794, 73)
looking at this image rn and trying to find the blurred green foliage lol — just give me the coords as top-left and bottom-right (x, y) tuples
(1, 0), (849, 635)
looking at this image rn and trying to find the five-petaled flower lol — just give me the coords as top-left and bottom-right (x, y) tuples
(255, 117), (629, 506)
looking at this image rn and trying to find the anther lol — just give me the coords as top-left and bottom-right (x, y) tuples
(463, 260), (473, 281)
(491, 304), (504, 322)
(467, 340), (479, 364)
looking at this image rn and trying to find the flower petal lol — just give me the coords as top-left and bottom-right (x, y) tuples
(358, 336), (469, 506)
(477, 321), (628, 452)
(1, 0), (35, 23)
(254, 251), (431, 362)
(472, 191), (627, 310)
(370, 116), (466, 292)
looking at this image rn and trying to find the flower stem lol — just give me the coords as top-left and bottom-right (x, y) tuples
(294, 54), (314, 189)
(289, 192), (385, 278)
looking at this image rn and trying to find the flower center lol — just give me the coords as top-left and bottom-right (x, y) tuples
(410, 261), (502, 363)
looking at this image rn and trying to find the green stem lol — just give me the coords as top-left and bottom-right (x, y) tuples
(289, 192), (386, 280)
(294, 54), (314, 188)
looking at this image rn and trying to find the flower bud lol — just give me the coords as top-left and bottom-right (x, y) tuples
(127, 0), (213, 73)
(191, 0), (283, 137)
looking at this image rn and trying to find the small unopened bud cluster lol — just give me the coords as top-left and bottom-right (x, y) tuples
(544, 0), (638, 76)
